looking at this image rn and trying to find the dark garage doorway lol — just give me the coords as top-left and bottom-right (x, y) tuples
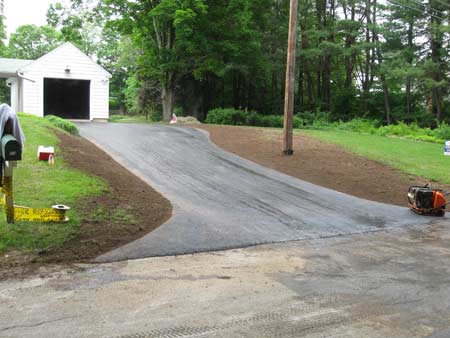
(44, 78), (90, 119)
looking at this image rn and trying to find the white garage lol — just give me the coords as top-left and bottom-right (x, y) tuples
(0, 42), (111, 120)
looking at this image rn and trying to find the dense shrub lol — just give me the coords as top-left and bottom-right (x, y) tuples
(109, 97), (120, 111)
(205, 108), (450, 144)
(431, 123), (450, 141)
(205, 108), (247, 125)
(332, 119), (379, 133)
(206, 108), (304, 129)
(323, 120), (450, 144)
(45, 115), (79, 135)
(150, 110), (163, 122)
(299, 110), (331, 126)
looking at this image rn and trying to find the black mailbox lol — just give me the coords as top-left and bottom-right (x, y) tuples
(1, 135), (22, 161)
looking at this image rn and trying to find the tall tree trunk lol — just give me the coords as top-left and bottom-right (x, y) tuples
(161, 85), (175, 122)
(406, 19), (414, 115)
(344, 0), (356, 89)
(297, 58), (304, 109)
(306, 71), (314, 109)
(362, 0), (372, 113)
(153, 17), (177, 123)
(322, 0), (335, 111)
(432, 89), (441, 121)
(382, 81), (391, 125)
(296, 20), (307, 110)
(429, 1), (443, 121)
(271, 70), (278, 114)
(373, 0), (391, 124)
(316, 0), (326, 107)
(232, 71), (241, 108)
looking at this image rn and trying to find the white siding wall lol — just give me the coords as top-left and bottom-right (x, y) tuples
(22, 76), (40, 115)
(20, 43), (110, 119)
(7, 77), (19, 112)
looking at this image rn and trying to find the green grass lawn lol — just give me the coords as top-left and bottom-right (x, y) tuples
(0, 114), (106, 252)
(109, 114), (157, 124)
(302, 129), (450, 184)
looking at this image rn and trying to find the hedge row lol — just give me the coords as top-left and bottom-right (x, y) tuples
(205, 108), (304, 128)
(45, 115), (79, 135)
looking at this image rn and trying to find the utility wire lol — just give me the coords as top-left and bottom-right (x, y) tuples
(386, 0), (446, 20)
(432, 0), (450, 11)
(406, 0), (446, 17)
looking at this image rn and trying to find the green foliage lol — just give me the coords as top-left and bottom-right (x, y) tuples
(0, 17), (6, 52)
(205, 108), (304, 129)
(123, 75), (141, 114)
(8, 25), (63, 59)
(298, 110), (332, 127)
(46, 0), (104, 57)
(0, 114), (106, 252)
(330, 119), (379, 133)
(45, 115), (79, 135)
(311, 119), (450, 144)
(0, 17), (9, 105)
(151, 110), (163, 122)
(109, 97), (121, 111)
(109, 114), (160, 123)
(431, 123), (450, 141)
(49, 0), (450, 124)
(206, 107), (450, 145)
(205, 108), (248, 125)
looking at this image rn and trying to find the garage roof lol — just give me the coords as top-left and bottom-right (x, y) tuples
(0, 58), (33, 78)
(18, 42), (112, 78)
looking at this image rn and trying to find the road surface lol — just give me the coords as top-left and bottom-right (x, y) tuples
(78, 123), (432, 262)
(1, 221), (449, 338)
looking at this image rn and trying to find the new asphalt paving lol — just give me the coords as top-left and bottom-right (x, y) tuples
(78, 123), (433, 262)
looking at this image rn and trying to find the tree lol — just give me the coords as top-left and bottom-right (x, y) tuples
(0, 17), (9, 104)
(8, 25), (62, 59)
(65, 0), (450, 125)
(104, 0), (208, 121)
(47, 1), (104, 56)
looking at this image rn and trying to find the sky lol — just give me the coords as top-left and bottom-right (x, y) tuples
(4, 0), (69, 37)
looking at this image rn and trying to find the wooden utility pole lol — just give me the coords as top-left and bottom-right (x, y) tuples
(282, 0), (299, 155)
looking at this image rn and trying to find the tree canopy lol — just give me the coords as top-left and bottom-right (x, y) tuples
(2, 0), (450, 125)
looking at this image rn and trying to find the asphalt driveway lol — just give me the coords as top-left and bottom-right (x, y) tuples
(79, 123), (432, 262)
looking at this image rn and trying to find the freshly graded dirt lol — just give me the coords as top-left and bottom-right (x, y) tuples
(0, 130), (172, 280)
(195, 125), (434, 207)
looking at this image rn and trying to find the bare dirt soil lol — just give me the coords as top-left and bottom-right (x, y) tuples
(0, 130), (172, 280)
(195, 125), (436, 207)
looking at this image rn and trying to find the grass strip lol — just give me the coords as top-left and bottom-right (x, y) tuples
(302, 129), (450, 184)
(0, 114), (106, 252)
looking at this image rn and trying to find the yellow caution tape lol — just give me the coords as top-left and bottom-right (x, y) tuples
(1, 202), (69, 222)
(1, 196), (69, 222)
(1, 174), (69, 223)
(13, 206), (68, 222)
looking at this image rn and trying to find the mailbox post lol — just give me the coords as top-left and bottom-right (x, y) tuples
(1, 134), (22, 224)
(3, 161), (14, 223)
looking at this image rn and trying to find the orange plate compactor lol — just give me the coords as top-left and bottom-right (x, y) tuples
(408, 184), (449, 216)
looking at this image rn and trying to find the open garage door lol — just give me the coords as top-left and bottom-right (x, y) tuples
(44, 78), (90, 119)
